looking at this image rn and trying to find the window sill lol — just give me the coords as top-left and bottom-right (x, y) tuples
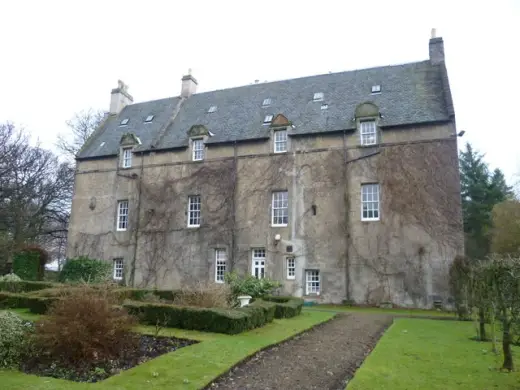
(215, 280), (224, 284)
(361, 218), (380, 222)
(116, 229), (128, 232)
(287, 277), (296, 280)
(113, 278), (123, 281)
(271, 224), (288, 228)
(274, 150), (287, 154)
(187, 225), (201, 229)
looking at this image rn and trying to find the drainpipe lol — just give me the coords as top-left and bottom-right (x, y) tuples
(230, 140), (238, 269)
(343, 129), (351, 302)
(129, 153), (144, 287)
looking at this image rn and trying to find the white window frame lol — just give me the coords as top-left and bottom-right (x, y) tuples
(192, 138), (205, 161)
(371, 85), (381, 94)
(286, 257), (295, 280)
(360, 120), (377, 146)
(215, 249), (227, 283)
(271, 191), (288, 226)
(274, 129), (287, 153)
(252, 248), (266, 279)
(188, 195), (201, 227)
(113, 258), (124, 280)
(116, 200), (129, 231)
(263, 114), (273, 124)
(145, 115), (154, 122)
(305, 270), (320, 295)
(262, 98), (272, 107)
(122, 147), (132, 168)
(361, 183), (380, 221)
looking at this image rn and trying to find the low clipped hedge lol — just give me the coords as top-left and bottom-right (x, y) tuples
(0, 281), (57, 293)
(263, 296), (304, 318)
(123, 299), (276, 334)
(0, 292), (57, 314)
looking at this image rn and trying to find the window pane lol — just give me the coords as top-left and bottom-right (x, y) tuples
(215, 249), (227, 282)
(192, 139), (204, 161)
(361, 184), (380, 221)
(188, 196), (201, 226)
(272, 191), (288, 225)
(252, 249), (266, 279)
(117, 201), (129, 230)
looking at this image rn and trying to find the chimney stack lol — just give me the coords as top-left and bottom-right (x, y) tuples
(429, 28), (445, 64)
(181, 69), (198, 98)
(109, 80), (133, 115)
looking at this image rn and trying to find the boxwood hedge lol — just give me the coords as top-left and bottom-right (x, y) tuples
(262, 296), (304, 318)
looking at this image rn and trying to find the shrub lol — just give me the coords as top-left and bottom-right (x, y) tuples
(59, 257), (112, 284)
(12, 245), (49, 281)
(31, 285), (139, 366)
(0, 292), (58, 314)
(225, 272), (282, 304)
(0, 273), (21, 282)
(262, 296), (304, 318)
(449, 255), (472, 320)
(0, 280), (57, 293)
(174, 281), (232, 308)
(124, 299), (276, 334)
(0, 311), (28, 368)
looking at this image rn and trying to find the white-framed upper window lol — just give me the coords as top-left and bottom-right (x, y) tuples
(360, 120), (377, 146)
(263, 114), (273, 124)
(361, 183), (380, 221)
(262, 98), (272, 107)
(371, 85), (381, 94)
(252, 248), (266, 279)
(120, 118), (129, 126)
(271, 191), (288, 226)
(188, 195), (201, 227)
(313, 92), (324, 101)
(207, 105), (217, 113)
(145, 115), (154, 122)
(113, 258), (124, 280)
(286, 257), (295, 280)
(306, 270), (320, 295)
(122, 147), (132, 168)
(215, 249), (227, 283)
(192, 138), (204, 161)
(117, 200), (129, 231)
(274, 129), (287, 153)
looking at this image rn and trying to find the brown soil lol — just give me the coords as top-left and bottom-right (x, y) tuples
(207, 313), (392, 390)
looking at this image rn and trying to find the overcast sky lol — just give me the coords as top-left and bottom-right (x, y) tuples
(1, 0), (519, 184)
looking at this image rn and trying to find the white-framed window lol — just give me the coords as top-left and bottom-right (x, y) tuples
(286, 257), (295, 280)
(192, 138), (204, 161)
(252, 248), (266, 279)
(274, 129), (287, 153)
(117, 200), (129, 231)
(262, 98), (272, 107)
(145, 115), (154, 122)
(215, 249), (227, 283)
(313, 92), (324, 101)
(360, 120), (377, 146)
(271, 191), (288, 226)
(122, 147), (132, 168)
(207, 105), (217, 113)
(361, 183), (380, 221)
(188, 195), (201, 227)
(113, 258), (124, 280)
(371, 85), (381, 94)
(263, 114), (273, 124)
(306, 270), (320, 295)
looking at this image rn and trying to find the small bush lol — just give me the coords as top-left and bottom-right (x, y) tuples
(225, 272), (282, 304)
(0, 273), (22, 282)
(13, 245), (49, 281)
(59, 257), (112, 284)
(31, 285), (139, 366)
(0, 280), (58, 293)
(174, 281), (232, 308)
(0, 311), (28, 368)
(262, 296), (304, 318)
(0, 292), (59, 314)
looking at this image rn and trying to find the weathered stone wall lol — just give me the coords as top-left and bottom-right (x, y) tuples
(68, 122), (462, 307)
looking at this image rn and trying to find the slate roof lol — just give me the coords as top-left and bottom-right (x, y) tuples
(78, 60), (452, 160)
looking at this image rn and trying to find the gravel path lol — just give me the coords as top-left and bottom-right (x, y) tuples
(207, 313), (392, 390)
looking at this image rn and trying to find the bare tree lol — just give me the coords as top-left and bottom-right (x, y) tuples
(0, 123), (74, 273)
(56, 109), (105, 161)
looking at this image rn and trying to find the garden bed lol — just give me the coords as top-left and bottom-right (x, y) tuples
(20, 331), (197, 383)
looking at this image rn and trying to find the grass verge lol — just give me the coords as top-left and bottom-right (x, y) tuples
(347, 318), (520, 389)
(306, 305), (456, 318)
(0, 309), (334, 390)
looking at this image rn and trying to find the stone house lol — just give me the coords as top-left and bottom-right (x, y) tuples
(68, 32), (463, 307)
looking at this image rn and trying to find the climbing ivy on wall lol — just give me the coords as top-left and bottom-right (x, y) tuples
(59, 257), (112, 283)
(13, 250), (42, 281)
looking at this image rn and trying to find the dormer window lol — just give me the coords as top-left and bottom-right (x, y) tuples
(371, 85), (381, 94)
(145, 115), (154, 123)
(207, 106), (217, 113)
(120, 118), (129, 126)
(313, 92), (324, 102)
(274, 129), (287, 153)
(263, 114), (273, 125)
(122, 147), (132, 168)
(360, 120), (377, 146)
(192, 138), (205, 161)
(262, 98), (272, 107)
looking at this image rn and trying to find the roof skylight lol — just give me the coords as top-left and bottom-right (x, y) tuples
(313, 92), (324, 102)
(145, 115), (154, 122)
(207, 105), (217, 113)
(262, 98), (272, 107)
(371, 85), (381, 94)
(120, 118), (129, 126)
(263, 114), (273, 124)
(321, 104), (328, 110)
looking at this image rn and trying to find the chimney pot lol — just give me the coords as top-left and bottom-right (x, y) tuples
(181, 70), (198, 98)
(429, 29), (445, 64)
(109, 80), (133, 115)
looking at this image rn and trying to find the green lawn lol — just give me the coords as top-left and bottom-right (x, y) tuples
(347, 318), (520, 390)
(306, 304), (456, 318)
(0, 309), (334, 390)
